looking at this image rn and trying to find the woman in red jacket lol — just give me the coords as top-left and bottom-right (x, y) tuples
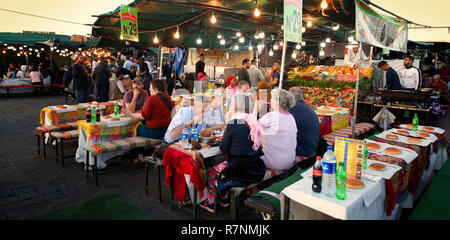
(123, 79), (174, 161)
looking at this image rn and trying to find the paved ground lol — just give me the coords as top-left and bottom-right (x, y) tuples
(0, 94), (259, 220)
(0, 94), (448, 220)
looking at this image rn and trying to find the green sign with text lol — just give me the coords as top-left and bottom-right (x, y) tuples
(120, 5), (139, 42)
(284, 0), (303, 43)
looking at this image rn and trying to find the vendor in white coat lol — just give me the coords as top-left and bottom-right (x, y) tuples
(343, 45), (371, 67)
(398, 56), (422, 91)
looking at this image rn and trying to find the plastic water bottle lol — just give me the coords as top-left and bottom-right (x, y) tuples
(338, 95), (342, 108)
(181, 125), (189, 148)
(336, 162), (347, 200)
(322, 146), (337, 198)
(191, 126), (198, 142)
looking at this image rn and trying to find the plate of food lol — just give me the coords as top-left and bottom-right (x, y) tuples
(200, 129), (213, 140)
(385, 134), (399, 140)
(396, 129), (410, 136)
(346, 179), (365, 189)
(102, 115), (111, 119)
(369, 163), (387, 171)
(385, 147), (402, 155)
(407, 138), (421, 144)
(366, 142), (381, 150)
(415, 132), (430, 138)
(422, 127), (434, 132)
(110, 118), (121, 121)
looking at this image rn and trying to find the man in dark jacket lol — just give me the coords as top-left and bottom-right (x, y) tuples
(378, 61), (402, 90)
(289, 87), (319, 158)
(195, 54), (206, 78)
(237, 59), (251, 87)
(137, 57), (152, 95)
(93, 57), (111, 102)
(72, 56), (90, 103)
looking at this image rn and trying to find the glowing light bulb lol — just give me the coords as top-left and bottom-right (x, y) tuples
(307, 20), (313, 28)
(321, 0), (328, 9)
(249, 45), (254, 51)
(119, 34), (123, 40)
(279, 41), (284, 47)
(236, 32), (241, 37)
(273, 45), (278, 50)
(210, 13), (217, 24)
(296, 44), (301, 49)
(153, 35), (159, 44)
(196, 37), (202, 45)
(217, 32), (222, 39)
(292, 52), (297, 59)
(174, 30), (180, 39)
(259, 31), (265, 39)
(220, 38), (225, 45)
(319, 48), (325, 56)
(332, 24), (340, 31)
(348, 36), (354, 43)
(269, 49), (273, 56)
(302, 27), (306, 33)
(326, 37), (331, 43)
(320, 42), (326, 48)
(302, 41), (306, 46)
(234, 45), (239, 50)
(239, 37), (245, 43)
(254, 32), (260, 39)
(254, 7), (261, 17)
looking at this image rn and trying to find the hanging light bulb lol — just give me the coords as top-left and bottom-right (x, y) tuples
(269, 49), (273, 56)
(50, 47), (54, 51)
(302, 41), (306, 46)
(23, 45), (27, 48)
(348, 36), (354, 43)
(174, 26), (180, 39)
(239, 36), (245, 43)
(307, 20), (313, 28)
(321, 0), (328, 9)
(34, 49), (38, 52)
(296, 43), (301, 49)
(320, 42), (326, 48)
(259, 31), (265, 39)
(119, 34), (124, 40)
(279, 41), (284, 47)
(273, 45), (278, 50)
(326, 37), (331, 43)
(254, 6), (261, 17)
(254, 32), (260, 39)
(319, 48), (325, 56)
(292, 52), (297, 59)
(281, 25), (284, 30)
(153, 34), (159, 44)
(19, 47), (23, 50)
(220, 38), (225, 45)
(249, 45), (254, 51)
(2, 50), (6, 54)
(217, 32), (222, 39)
(302, 27), (306, 33)
(234, 45), (239, 50)
(210, 12), (217, 24)
(17, 53), (21, 57)
(332, 23), (340, 31)
(236, 31), (241, 37)
(196, 37), (202, 45)
(78, 48), (82, 51)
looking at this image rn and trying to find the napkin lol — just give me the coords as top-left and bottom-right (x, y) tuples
(373, 107), (395, 129)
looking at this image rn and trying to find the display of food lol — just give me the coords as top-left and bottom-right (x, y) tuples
(200, 129), (213, 138)
(385, 147), (402, 155)
(298, 87), (356, 108)
(366, 142), (381, 150)
(397, 130), (409, 135)
(369, 163), (387, 171)
(346, 179), (365, 189)
(423, 127), (434, 132)
(407, 138), (421, 143)
(417, 132), (430, 138)
(386, 134), (398, 140)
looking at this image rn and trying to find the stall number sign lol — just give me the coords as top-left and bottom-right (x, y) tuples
(120, 5), (139, 42)
(334, 137), (364, 180)
(284, 0), (303, 43)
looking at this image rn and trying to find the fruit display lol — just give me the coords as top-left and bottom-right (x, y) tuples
(300, 86), (355, 108)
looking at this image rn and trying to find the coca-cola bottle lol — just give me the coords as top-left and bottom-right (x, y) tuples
(96, 108), (101, 122)
(312, 156), (322, 193)
(86, 107), (91, 123)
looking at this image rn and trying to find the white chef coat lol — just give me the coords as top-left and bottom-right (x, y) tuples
(344, 48), (370, 67)
(398, 66), (422, 90)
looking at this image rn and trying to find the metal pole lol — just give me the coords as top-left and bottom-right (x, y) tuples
(352, 42), (363, 138)
(279, 41), (287, 89)
(158, 45), (163, 79)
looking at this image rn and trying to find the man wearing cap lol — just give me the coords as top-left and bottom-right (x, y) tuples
(123, 78), (149, 113)
(109, 74), (132, 101)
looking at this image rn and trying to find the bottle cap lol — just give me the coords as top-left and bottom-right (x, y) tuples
(316, 156), (321, 160)
(327, 145), (333, 151)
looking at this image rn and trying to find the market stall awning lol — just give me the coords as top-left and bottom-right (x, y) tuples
(0, 32), (90, 48)
(91, 0), (358, 49)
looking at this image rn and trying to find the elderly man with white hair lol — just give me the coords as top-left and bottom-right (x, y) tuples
(289, 87), (320, 159)
(258, 88), (298, 171)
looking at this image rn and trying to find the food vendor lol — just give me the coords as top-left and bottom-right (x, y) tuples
(378, 61), (402, 90)
(343, 45), (370, 67)
(399, 56), (422, 91)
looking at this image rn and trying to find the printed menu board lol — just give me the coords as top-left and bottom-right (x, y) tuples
(334, 137), (365, 180)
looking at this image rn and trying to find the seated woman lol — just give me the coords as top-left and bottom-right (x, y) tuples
(259, 88), (298, 171)
(123, 78), (149, 113)
(200, 93), (266, 212)
(226, 77), (238, 96)
(123, 79), (174, 162)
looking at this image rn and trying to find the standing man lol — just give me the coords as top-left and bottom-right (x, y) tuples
(137, 57), (152, 95)
(378, 61), (402, 90)
(196, 54), (206, 78)
(399, 56), (422, 91)
(344, 45), (370, 67)
(270, 61), (281, 88)
(248, 59), (265, 90)
(237, 59), (251, 86)
(92, 57), (111, 102)
(72, 55), (90, 103)
(123, 56), (134, 71)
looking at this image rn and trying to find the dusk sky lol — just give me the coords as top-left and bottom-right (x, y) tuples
(0, 0), (449, 42)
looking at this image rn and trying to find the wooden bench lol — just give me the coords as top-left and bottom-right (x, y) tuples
(84, 136), (162, 186)
(322, 122), (375, 145)
(34, 122), (78, 160)
(50, 130), (80, 167)
(213, 154), (316, 220)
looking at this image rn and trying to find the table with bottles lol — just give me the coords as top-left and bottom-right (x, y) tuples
(74, 107), (141, 169)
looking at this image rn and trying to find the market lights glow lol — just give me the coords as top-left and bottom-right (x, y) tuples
(295, 43), (301, 49)
(292, 52), (297, 59)
(220, 38), (225, 45)
(254, 6), (261, 17)
(319, 48), (325, 56)
(153, 35), (159, 44)
(259, 31), (265, 39)
(320, 42), (326, 48)
(236, 31), (241, 37)
(307, 20), (313, 28)
(249, 45), (253, 51)
(234, 45), (239, 50)
(239, 36), (245, 43)
(174, 26), (180, 39)
(273, 45), (278, 50)
(332, 23), (340, 31)
(196, 37), (202, 45)
(210, 12), (217, 24)
(302, 41), (306, 46)
(326, 37), (331, 43)
(217, 32), (222, 39)
(269, 49), (273, 56)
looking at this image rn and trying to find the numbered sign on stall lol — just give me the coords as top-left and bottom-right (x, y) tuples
(284, 0), (303, 43)
(120, 4), (139, 42)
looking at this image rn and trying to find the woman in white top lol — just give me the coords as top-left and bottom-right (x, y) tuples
(30, 66), (43, 85)
(258, 88), (298, 171)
